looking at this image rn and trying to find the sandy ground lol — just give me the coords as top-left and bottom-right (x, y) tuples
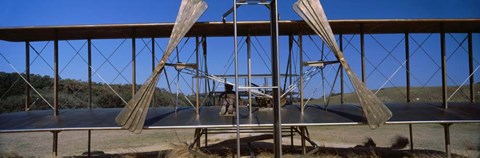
(0, 124), (479, 157)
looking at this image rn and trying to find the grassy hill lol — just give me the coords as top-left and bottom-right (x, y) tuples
(0, 72), (189, 113)
(1, 71), (478, 113)
(307, 84), (480, 105)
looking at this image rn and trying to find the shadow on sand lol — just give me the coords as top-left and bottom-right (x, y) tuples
(66, 134), (470, 158)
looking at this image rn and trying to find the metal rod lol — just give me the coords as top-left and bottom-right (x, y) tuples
(25, 41), (30, 111)
(233, 0), (241, 156)
(54, 39), (59, 116)
(405, 33), (411, 103)
(468, 32), (475, 103)
(247, 33), (252, 114)
(443, 123), (451, 158)
(441, 25), (447, 109)
(299, 32), (304, 112)
(271, 1), (282, 157)
(339, 34), (344, 104)
(361, 24), (366, 83)
(196, 35), (200, 114)
(409, 124), (413, 152)
(132, 36), (136, 97)
(88, 39), (92, 108)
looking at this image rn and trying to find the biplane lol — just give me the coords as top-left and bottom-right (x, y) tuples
(0, 0), (479, 157)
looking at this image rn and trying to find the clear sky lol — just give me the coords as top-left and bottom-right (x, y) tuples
(0, 0), (479, 100)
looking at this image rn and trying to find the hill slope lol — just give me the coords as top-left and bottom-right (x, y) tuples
(0, 72), (188, 113)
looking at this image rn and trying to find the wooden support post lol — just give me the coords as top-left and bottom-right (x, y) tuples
(88, 39), (92, 108)
(270, 1), (282, 156)
(203, 36), (209, 105)
(360, 24), (366, 83)
(290, 126), (294, 150)
(54, 39), (59, 116)
(247, 33), (252, 113)
(339, 34), (344, 104)
(299, 32), (304, 112)
(301, 126), (306, 154)
(409, 124), (413, 152)
(405, 33), (411, 103)
(443, 123), (452, 158)
(152, 37), (155, 72)
(132, 36), (136, 97)
(52, 131), (59, 157)
(196, 129), (201, 148)
(289, 35), (294, 103)
(151, 37), (155, 107)
(25, 41), (30, 111)
(204, 128), (208, 147)
(468, 33), (475, 103)
(195, 35), (200, 114)
(87, 39), (92, 157)
(441, 25), (447, 109)
(87, 130), (91, 157)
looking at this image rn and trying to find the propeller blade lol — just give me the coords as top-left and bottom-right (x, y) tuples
(115, 0), (208, 133)
(293, 0), (392, 129)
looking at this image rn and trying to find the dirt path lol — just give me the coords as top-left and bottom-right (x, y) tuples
(1, 124), (479, 157)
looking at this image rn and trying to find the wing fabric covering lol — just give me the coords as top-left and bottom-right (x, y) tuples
(293, 0), (392, 129)
(115, 0), (208, 133)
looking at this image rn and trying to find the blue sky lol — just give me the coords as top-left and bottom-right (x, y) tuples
(0, 0), (479, 101)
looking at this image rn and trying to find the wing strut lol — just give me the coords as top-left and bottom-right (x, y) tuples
(115, 0), (208, 133)
(293, 0), (392, 129)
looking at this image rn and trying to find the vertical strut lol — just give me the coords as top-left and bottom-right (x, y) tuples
(440, 24), (447, 109)
(301, 126), (306, 154)
(196, 35), (200, 114)
(88, 39), (92, 108)
(233, 1), (241, 157)
(132, 35), (137, 97)
(25, 41), (30, 111)
(290, 126), (294, 150)
(443, 123), (451, 158)
(289, 35), (294, 103)
(152, 38), (155, 72)
(204, 128), (208, 147)
(52, 131), (59, 157)
(409, 124), (413, 152)
(54, 39), (59, 116)
(299, 32), (304, 112)
(88, 39), (92, 157)
(270, 0), (282, 157)
(203, 35), (209, 105)
(405, 33), (411, 103)
(406, 32), (413, 153)
(468, 32), (475, 103)
(339, 34), (344, 104)
(247, 33), (252, 113)
(360, 24), (366, 83)
(152, 37), (155, 107)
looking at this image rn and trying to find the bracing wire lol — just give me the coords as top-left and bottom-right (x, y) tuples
(0, 53), (55, 110)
